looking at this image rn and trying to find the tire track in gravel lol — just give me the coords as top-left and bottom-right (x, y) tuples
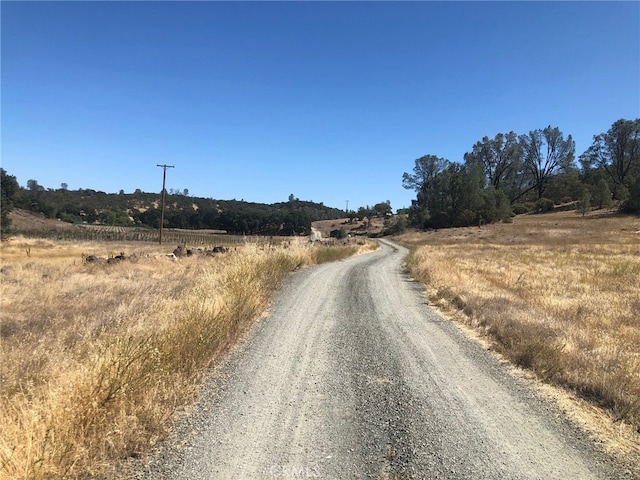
(136, 240), (633, 480)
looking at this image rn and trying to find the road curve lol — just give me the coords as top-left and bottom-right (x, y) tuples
(138, 240), (631, 480)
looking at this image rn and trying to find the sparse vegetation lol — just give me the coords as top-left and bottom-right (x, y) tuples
(399, 211), (640, 436)
(0, 236), (376, 479)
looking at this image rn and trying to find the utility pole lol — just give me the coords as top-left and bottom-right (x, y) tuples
(157, 164), (175, 245)
(346, 200), (349, 214)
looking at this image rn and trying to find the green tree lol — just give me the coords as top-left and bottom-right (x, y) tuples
(402, 155), (450, 228)
(282, 210), (310, 235)
(383, 215), (408, 236)
(519, 126), (575, 200)
(543, 167), (584, 204)
(478, 186), (512, 225)
(577, 189), (591, 217)
(100, 209), (133, 226)
(464, 132), (523, 196)
(1, 169), (19, 237)
(288, 193), (298, 212)
(402, 155), (449, 192)
(373, 200), (392, 217)
(403, 153), (513, 229)
(27, 179), (41, 193)
(138, 207), (161, 228)
(356, 206), (373, 221)
(582, 119), (640, 194)
(621, 177), (640, 213)
(593, 179), (613, 210)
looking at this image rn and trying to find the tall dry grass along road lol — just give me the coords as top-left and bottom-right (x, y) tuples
(139, 240), (631, 480)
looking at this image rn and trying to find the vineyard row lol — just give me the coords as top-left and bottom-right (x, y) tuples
(12, 226), (268, 246)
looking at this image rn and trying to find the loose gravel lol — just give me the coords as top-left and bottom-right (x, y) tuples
(134, 240), (633, 479)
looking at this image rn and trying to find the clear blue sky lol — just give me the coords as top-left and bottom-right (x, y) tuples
(2, 1), (639, 212)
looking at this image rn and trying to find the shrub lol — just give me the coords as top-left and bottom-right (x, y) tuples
(535, 198), (555, 213)
(59, 212), (82, 223)
(512, 204), (530, 215)
(383, 215), (408, 236)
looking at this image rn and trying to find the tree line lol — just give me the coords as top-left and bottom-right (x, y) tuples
(402, 119), (640, 229)
(0, 176), (346, 238)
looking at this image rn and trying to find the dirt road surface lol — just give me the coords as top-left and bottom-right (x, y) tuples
(138, 240), (632, 479)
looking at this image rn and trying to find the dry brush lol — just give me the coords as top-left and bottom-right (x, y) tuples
(399, 212), (640, 437)
(0, 236), (375, 479)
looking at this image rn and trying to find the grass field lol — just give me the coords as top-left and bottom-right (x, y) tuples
(0, 236), (375, 479)
(397, 210), (640, 465)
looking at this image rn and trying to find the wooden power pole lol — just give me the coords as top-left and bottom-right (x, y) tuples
(157, 164), (175, 245)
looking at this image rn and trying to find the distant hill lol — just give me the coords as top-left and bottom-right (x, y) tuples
(8, 183), (345, 236)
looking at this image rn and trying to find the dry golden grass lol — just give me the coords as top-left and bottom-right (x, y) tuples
(397, 211), (640, 462)
(0, 236), (376, 479)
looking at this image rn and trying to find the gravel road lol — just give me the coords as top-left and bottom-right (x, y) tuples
(138, 240), (633, 479)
